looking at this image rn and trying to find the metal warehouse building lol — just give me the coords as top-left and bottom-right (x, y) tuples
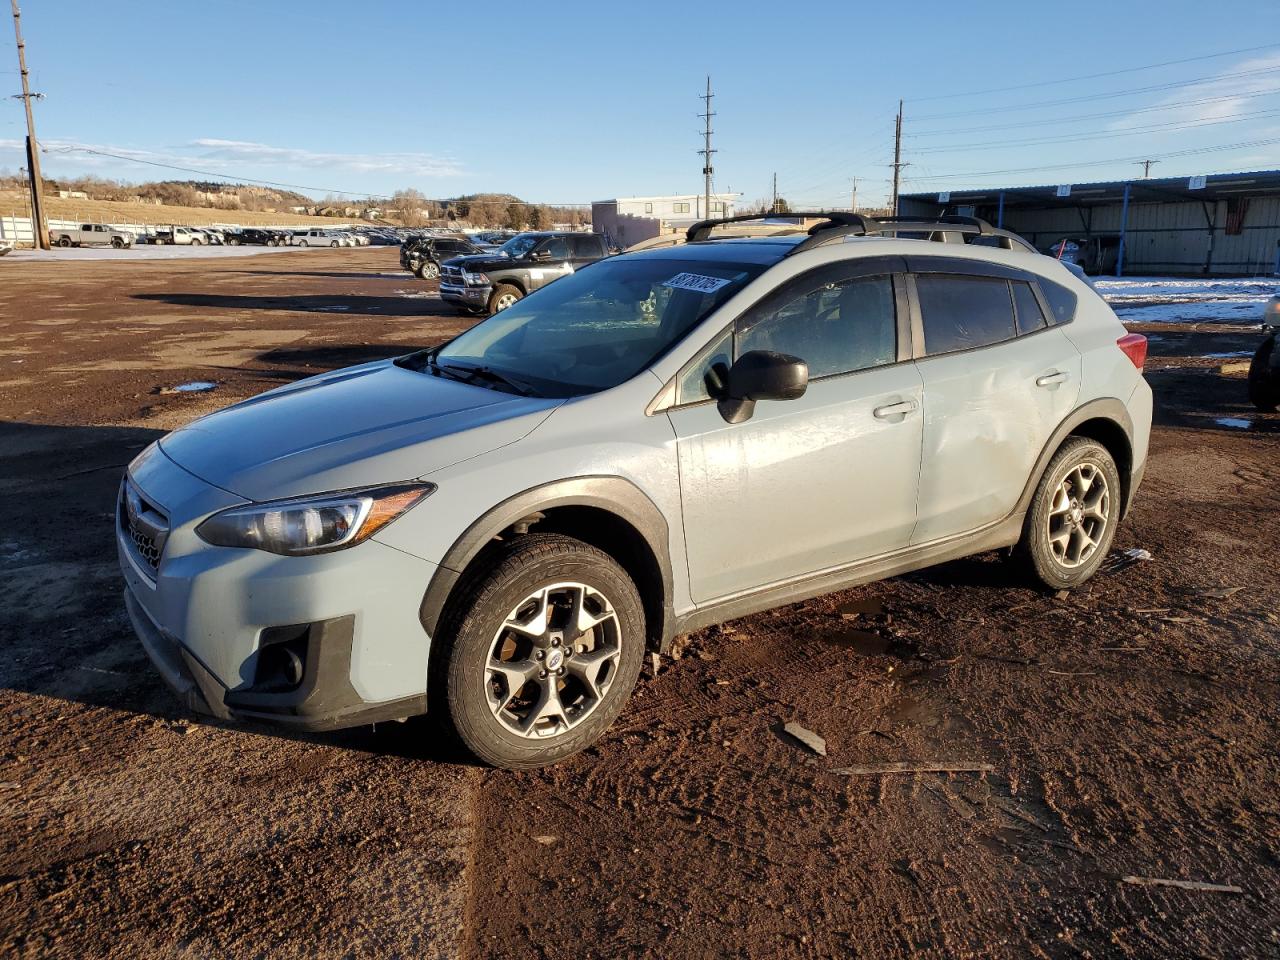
(900, 170), (1280, 276)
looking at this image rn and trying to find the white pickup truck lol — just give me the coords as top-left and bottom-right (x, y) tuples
(52, 223), (135, 249)
(154, 226), (205, 246)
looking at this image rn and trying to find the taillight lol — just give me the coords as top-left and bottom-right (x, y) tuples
(1117, 332), (1147, 371)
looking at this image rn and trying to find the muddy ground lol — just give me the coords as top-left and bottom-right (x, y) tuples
(1, 249), (1277, 959)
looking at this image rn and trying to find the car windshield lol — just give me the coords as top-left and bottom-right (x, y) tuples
(499, 235), (539, 258)
(423, 256), (766, 397)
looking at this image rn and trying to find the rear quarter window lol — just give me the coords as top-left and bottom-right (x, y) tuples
(1038, 276), (1078, 326)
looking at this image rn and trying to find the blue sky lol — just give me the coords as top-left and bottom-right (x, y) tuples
(3, 0), (1279, 207)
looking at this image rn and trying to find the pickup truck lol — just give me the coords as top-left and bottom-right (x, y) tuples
(153, 226), (204, 246)
(439, 231), (610, 314)
(52, 223), (135, 249)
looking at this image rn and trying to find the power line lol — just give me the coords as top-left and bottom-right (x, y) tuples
(906, 85), (1280, 136)
(900, 136), (1280, 183)
(910, 65), (1280, 121)
(908, 106), (1280, 154)
(41, 144), (593, 206)
(907, 42), (1280, 103)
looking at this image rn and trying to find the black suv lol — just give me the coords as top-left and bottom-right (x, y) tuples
(399, 236), (485, 279)
(439, 232), (610, 315)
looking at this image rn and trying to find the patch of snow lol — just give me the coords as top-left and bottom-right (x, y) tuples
(312, 305), (351, 312)
(163, 381), (217, 394)
(4, 245), (311, 262)
(1199, 351), (1254, 359)
(1096, 275), (1278, 325)
(1215, 417), (1253, 429)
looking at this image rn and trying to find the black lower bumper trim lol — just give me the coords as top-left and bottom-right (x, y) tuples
(124, 589), (429, 732)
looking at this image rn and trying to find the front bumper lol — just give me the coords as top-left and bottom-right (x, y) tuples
(118, 447), (436, 731)
(439, 282), (489, 307)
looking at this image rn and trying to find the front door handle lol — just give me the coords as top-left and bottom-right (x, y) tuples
(1036, 371), (1070, 387)
(873, 399), (918, 420)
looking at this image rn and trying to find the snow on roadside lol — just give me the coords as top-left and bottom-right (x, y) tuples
(1096, 275), (1278, 324)
(3, 245), (311, 262)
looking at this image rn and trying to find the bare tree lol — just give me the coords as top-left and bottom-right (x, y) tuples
(388, 189), (430, 227)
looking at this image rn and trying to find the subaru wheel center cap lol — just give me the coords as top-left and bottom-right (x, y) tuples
(546, 649), (564, 671)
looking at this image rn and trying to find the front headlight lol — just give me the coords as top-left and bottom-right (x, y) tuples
(196, 482), (435, 556)
(463, 271), (490, 286)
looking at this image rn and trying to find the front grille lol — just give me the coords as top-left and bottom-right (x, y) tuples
(120, 480), (170, 575)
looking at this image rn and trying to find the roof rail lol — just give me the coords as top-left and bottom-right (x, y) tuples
(683, 210), (1040, 255)
(685, 211), (880, 244)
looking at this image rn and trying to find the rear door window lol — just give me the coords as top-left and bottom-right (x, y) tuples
(572, 235), (601, 259)
(915, 275), (1016, 355)
(1012, 281), (1048, 335)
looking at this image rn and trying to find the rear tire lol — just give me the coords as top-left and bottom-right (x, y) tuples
(57, 236), (72, 248)
(111, 237), (124, 249)
(1017, 437), (1122, 590)
(330, 240), (338, 247)
(431, 533), (645, 769)
(1248, 336), (1279, 412)
(488, 283), (522, 315)
(418, 260), (439, 280)
(299, 240), (308, 247)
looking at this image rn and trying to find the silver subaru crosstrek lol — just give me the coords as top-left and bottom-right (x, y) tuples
(119, 213), (1151, 768)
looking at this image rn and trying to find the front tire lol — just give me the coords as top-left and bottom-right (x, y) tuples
(111, 237), (124, 249)
(417, 260), (439, 280)
(57, 236), (72, 247)
(1017, 437), (1121, 590)
(431, 534), (645, 769)
(488, 283), (522, 315)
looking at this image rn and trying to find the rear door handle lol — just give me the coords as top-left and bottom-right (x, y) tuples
(1036, 371), (1070, 387)
(873, 399), (918, 420)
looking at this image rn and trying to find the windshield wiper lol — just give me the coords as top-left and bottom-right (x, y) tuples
(452, 364), (536, 396)
(421, 352), (535, 396)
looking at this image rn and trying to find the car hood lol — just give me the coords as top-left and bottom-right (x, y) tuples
(444, 254), (518, 271)
(159, 359), (562, 501)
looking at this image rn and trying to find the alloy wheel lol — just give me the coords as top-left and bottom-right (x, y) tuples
(1046, 461), (1110, 568)
(484, 581), (622, 739)
(494, 292), (518, 312)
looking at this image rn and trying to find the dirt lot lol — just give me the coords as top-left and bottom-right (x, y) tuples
(2, 249), (1278, 959)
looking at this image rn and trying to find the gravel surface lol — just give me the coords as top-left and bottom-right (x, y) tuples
(1, 249), (1277, 958)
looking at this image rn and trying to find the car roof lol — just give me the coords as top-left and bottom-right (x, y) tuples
(624, 235), (804, 266)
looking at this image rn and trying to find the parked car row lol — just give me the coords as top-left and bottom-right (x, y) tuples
(401, 229), (613, 315)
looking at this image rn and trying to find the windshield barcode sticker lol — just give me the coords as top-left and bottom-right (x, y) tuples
(662, 272), (732, 294)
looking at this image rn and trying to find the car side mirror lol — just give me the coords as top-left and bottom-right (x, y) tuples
(531, 249), (551, 261)
(717, 350), (808, 424)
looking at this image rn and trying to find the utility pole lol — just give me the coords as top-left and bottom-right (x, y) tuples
(10, 0), (48, 249)
(1138, 159), (1159, 179)
(850, 176), (859, 213)
(771, 172), (777, 214)
(891, 99), (904, 215)
(699, 75), (716, 220)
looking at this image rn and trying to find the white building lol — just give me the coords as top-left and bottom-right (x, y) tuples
(592, 193), (739, 249)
